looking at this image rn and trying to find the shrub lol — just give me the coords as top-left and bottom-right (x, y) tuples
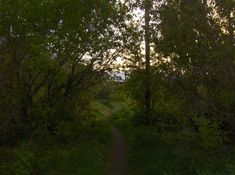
(56, 121), (79, 143)
(9, 146), (35, 175)
(195, 117), (224, 150)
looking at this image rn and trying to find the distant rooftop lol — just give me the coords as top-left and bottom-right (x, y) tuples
(110, 72), (128, 82)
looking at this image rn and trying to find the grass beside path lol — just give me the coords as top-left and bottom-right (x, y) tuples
(0, 122), (112, 175)
(100, 93), (235, 175)
(0, 95), (129, 175)
(123, 126), (235, 175)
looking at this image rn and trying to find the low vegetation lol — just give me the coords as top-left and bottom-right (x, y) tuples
(1, 0), (235, 174)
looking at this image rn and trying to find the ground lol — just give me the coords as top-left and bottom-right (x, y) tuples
(107, 127), (127, 175)
(1, 96), (235, 175)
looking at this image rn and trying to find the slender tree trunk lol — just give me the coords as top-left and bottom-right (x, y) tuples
(228, 9), (234, 45)
(144, 0), (151, 115)
(227, 9), (235, 82)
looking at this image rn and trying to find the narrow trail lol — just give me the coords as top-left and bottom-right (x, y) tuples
(107, 126), (128, 175)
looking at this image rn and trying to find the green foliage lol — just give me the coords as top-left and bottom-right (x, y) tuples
(0, 120), (111, 175)
(124, 126), (235, 175)
(125, 69), (145, 109)
(155, 0), (235, 132)
(1, 0), (235, 173)
(195, 117), (224, 149)
(56, 121), (79, 142)
(0, 0), (126, 143)
(216, 89), (235, 109)
(125, 0), (235, 147)
(9, 146), (36, 175)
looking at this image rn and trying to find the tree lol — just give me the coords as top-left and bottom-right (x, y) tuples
(0, 0), (126, 143)
(152, 0), (235, 141)
(144, 0), (152, 116)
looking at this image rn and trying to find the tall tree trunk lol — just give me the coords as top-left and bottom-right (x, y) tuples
(144, 0), (151, 115)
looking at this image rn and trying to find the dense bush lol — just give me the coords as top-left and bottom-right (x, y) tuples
(0, 0), (125, 145)
(125, 0), (235, 148)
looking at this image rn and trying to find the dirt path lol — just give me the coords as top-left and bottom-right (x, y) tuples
(107, 127), (128, 175)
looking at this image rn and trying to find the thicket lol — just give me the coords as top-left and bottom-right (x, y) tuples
(0, 0), (125, 145)
(125, 0), (235, 149)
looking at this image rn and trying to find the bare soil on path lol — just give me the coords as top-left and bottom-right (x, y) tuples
(107, 127), (128, 175)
